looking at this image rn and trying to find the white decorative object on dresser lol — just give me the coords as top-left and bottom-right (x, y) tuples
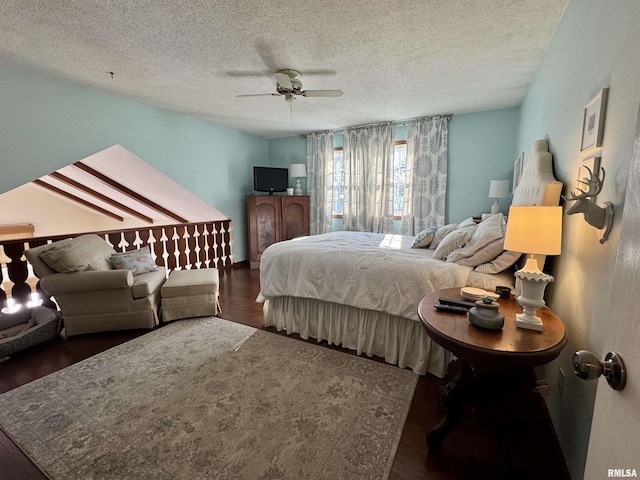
(488, 179), (509, 214)
(289, 163), (307, 195)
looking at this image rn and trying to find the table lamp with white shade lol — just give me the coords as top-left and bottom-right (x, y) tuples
(503, 205), (563, 331)
(489, 180), (510, 214)
(289, 163), (307, 195)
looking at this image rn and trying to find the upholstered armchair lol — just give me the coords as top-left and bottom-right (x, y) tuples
(24, 234), (166, 336)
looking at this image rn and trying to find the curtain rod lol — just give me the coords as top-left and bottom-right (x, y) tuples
(299, 114), (452, 139)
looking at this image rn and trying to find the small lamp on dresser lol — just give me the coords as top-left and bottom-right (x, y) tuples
(289, 163), (307, 196)
(503, 205), (563, 331)
(489, 180), (510, 214)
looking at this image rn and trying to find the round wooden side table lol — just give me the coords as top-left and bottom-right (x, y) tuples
(418, 287), (567, 455)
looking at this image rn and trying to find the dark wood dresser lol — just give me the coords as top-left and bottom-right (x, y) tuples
(246, 195), (310, 269)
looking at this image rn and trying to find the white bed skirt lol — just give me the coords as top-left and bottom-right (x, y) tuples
(264, 296), (450, 377)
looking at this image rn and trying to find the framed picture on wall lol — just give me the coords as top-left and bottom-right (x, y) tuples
(513, 152), (524, 191)
(580, 88), (609, 153)
(574, 156), (601, 196)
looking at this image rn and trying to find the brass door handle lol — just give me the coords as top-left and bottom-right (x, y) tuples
(573, 350), (626, 391)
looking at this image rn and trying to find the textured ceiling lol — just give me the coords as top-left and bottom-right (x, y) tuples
(0, 0), (568, 139)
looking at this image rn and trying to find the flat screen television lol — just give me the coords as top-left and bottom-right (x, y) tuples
(253, 166), (288, 194)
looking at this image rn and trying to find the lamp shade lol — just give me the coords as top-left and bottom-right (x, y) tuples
(504, 206), (563, 255)
(488, 180), (509, 198)
(289, 163), (307, 178)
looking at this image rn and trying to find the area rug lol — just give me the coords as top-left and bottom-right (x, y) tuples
(0, 317), (418, 480)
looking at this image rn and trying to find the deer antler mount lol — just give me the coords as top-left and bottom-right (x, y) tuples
(562, 165), (614, 243)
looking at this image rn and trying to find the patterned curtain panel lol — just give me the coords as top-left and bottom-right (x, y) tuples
(307, 131), (335, 235)
(400, 117), (449, 234)
(343, 123), (395, 233)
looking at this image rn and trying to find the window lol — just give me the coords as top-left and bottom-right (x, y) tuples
(332, 142), (407, 217)
(392, 142), (407, 217)
(332, 148), (344, 215)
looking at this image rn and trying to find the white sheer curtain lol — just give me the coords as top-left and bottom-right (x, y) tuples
(342, 123), (395, 233)
(400, 116), (449, 234)
(306, 131), (335, 235)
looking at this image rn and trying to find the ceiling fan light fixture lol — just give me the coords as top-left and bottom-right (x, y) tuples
(237, 68), (343, 106)
(274, 70), (298, 90)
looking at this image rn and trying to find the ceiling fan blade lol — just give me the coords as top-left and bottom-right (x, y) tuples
(274, 72), (293, 90)
(225, 70), (271, 78)
(301, 90), (343, 98)
(236, 93), (281, 97)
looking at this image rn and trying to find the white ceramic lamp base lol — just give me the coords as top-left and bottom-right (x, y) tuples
(514, 258), (554, 331)
(491, 200), (501, 214)
(515, 312), (544, 331)
(294, 177), (302, 196)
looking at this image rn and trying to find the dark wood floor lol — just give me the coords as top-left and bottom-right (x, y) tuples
(0, 266), (569, 480)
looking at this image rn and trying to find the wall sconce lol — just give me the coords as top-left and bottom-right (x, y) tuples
(289, 163), (307, 195)
(504, 206), (563, 331)
(488, 180), (509, 214)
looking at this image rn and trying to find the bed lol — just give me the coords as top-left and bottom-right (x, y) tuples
(259, 139), (562, 377)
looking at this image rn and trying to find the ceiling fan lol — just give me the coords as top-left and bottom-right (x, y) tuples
(237, 69), (343, 110)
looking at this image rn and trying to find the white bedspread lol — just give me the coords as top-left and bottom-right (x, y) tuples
(258, 231), (473, 321)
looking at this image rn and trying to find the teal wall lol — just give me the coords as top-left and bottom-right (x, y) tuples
(515, 2), (640, 478)
(268, 135), (306, 191)
(448, 108), (519, 223)
(0, 67), (269, 262)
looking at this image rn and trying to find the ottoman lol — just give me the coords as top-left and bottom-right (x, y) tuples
(161, 269), (220, 322)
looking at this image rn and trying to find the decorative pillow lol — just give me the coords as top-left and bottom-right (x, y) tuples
(411, 227), (438, 248)
(450, 236), (505, 267)
(110, 247), (158, 276)
(38, 238), (82, 273)
(474, 250), (522, 274)
(428, 224), (457, 250)
(39, 234), (116, 273)
(446, 214), (505, 264)
(432, 227), (475, 261)
(456, 216), (476, 229)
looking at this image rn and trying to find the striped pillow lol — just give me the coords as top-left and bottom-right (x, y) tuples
(432, 228), (475, 260)
(446, 214), (504, 265)
(474, 250), (522, 274)
(451, 236), (505, 267)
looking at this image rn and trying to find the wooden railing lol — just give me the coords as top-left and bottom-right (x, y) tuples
(0, 220), (233, 310)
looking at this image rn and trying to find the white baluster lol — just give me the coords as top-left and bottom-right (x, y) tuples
(117, 232), (129, 251)
(193, 224), (202, 269)
(182, 227), (192, 269)
(171, 227), (181, 270)
(159, 228), (170, 269)
(133, 231), (143, 249)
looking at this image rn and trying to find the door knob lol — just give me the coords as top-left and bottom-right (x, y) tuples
(572, 350), (626, 391)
